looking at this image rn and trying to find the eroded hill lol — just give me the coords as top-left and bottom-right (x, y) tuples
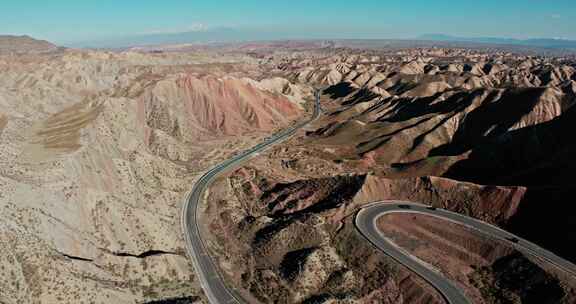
(202, 47), (576, 304)
(0, 35), (59, 54)
(0, 48), (305, 303)
(2, 42), (576, 304)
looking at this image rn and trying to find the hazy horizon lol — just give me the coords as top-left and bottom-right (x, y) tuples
(2, 0), (575, 47)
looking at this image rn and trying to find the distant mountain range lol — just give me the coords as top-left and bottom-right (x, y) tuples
(66, 29), (576, 51)
(69, 28), (339, 48)
(419, 34), (576, 49)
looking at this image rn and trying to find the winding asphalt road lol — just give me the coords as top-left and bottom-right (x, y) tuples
(356, 201), (576, 304)
(181, 91), (321, 304)
(181, 90), (576, 304)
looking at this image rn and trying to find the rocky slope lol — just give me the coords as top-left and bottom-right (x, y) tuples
(378, 213), (576, 303)
(3, 43), (576, 303)
(469, 252), (570, 304)
(0, 35), (59, 54)
(201, 47), (576, 304)
(202, 164), (528, 303)
(141, 74), (301, 141)
(285, 49), (576, 261)
(0, 49), (304, 303)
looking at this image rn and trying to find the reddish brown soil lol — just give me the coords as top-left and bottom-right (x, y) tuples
(192, 47), (576, 304)
(377, 213), (576, 303)
(139, 74), (302, 142)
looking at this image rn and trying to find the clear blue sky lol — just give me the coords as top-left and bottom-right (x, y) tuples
(2, 0), (575, 45)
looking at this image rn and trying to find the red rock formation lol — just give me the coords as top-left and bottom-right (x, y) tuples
(139, 75), (302, 143)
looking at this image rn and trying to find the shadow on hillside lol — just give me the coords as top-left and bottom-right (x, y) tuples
(506, 187), (576, 264)
(324, 82), (356, 99)
(341, 88), (380, 106)
(252, 175), (366, 248)
(430, 87), (549, 156)
(438, 101), (576, 262)
(383, 89), (484, 123)
(439, 94), (575, 186)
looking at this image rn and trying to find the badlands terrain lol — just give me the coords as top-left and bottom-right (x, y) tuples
(203, 46), (576, 303)
(0, 36), (305, 303)
(1, 35), (576, 303)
